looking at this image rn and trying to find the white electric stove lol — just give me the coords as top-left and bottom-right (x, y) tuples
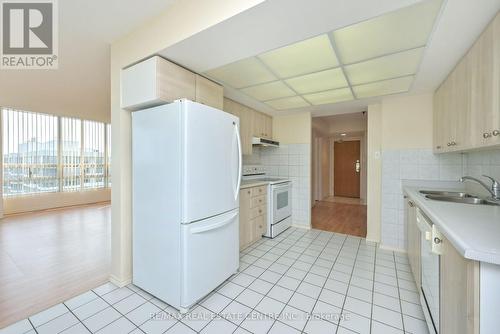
(242, 166), (292, 238)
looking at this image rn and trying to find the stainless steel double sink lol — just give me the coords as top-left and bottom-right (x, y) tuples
(419, 190), (500, 206)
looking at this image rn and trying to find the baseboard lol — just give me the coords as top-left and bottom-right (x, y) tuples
(109, 274), (132, 288)
(379, 243), (407, 254)
(292, 224), (311, 230)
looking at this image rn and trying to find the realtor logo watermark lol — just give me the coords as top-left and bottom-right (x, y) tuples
(1, 0), (58, 69)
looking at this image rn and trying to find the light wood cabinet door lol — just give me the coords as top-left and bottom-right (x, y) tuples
(440, 236), (480, 334)
(224, 98), (253, 155)
(406, 199), (421, 287)
(195, 75), (224, 110)
(468, 12), (500, 147)
(121, 56), (196, 111)
(252, 111), (265, 138)
(264, 114), (273, 139)
(239, 188), (253, 250)
(433, 12), (500, 152)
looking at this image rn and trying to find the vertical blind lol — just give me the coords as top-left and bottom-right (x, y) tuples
(2, 108), (111, 197)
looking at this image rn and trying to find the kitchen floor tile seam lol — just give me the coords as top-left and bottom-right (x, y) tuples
(393, 252), (406, 333)
(261, 232), (340, 333)
(227, 230), (332, 334)
(89, 288), (156, 332)
(205, 232), (307, 333)
(29, 303), (72, 329)
(296, 235), (348, 330)
(63, 303), (94, 334)
(263, 231), (338, 333)
(335, 238), (364, 334)
(369, 241), (378, 334)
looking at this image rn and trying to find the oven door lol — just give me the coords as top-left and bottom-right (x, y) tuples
(272, 182), (291, 224)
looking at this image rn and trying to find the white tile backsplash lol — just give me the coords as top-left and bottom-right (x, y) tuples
(463, 149), (500, 196)
(256, 144), (311, 228)
(381, 149), (465, 251)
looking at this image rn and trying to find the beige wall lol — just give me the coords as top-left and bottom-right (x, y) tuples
(273, 112), (312, 144)
(381, 94), (434, 149)
(110, 0), (266, 286)
(366, 93), (434, 243)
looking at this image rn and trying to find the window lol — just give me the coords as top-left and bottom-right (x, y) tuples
(83, 120), (105, 189)
(2, 109), (58, 196)
(2, 108), (111, 197)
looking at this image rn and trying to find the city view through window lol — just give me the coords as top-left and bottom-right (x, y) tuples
(2, 108), (111, 197)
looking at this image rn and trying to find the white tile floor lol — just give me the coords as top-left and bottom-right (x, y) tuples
(0, 228), (429, 334)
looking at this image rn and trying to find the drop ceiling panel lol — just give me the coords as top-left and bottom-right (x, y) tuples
(332, 0), (442, 64)
(204, 57), (276, 88)
(303, 88), (353, 105)
(265, 96), (310, 110)
(258, 35), (339, 78)
(353, 75), (414, 98)
(241, 81), (296, 101)
(345, 47), (424, 85)
(285, 68), (348, 94)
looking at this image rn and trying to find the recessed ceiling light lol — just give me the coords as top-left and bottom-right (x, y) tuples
(265, 96), (310, 110)
(352, 75), (414, 98)
(340, 133), (347, 136)
(303, 88), (353, 105)
(344, 47), (424, 85)
(258, 35), (339, 78)
(240, 81), (296, 101)
(205, 57), (276, 88)
(285, 68), (348, 94)
(332, 0), (442, 64)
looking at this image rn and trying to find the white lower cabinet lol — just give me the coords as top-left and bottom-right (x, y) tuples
(405, 197), (486, 334)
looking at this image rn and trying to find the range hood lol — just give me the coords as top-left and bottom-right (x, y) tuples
(252, 137), (279, 147)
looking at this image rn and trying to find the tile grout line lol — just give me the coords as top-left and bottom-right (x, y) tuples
(299, 233), (348, 333)
(334, 237), (362, 334)
(393, 252), (406, 333)
(369, 242), (378, 333)
(261, 230), (336, 334)
(182, 228), (307, 333)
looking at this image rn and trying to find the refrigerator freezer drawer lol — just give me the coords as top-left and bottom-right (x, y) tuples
(180, 209), (239, 308)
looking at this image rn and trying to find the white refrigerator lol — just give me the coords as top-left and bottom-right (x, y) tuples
(132, 99), (241, 312)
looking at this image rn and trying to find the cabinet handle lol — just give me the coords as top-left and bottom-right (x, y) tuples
(447, 142), (451, 147)
(434, 237), (442, 244)
(493, 130), (500, 136)
(484, 132), (492, 139)
(247, 190), (251, 194)
(450, 141), (456, 146)
(408, 201), (415, 208)
(436, 145), (441, 150)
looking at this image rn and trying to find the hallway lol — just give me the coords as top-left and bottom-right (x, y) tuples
(311, 197), (367, 237)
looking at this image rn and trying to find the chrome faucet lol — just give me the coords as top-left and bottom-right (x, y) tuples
(460, 175), (500, 200)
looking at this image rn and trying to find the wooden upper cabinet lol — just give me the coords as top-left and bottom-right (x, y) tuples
(468, 13), (500, 147)
(252, 111), (273, 139)
(121, 56), (196, 111)
(195, 75), (224, 110)
(121, 56), (224, 112)
(433, 12), (500, 152)
(223, 98), (253, 155)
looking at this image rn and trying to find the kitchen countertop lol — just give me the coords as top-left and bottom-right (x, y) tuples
(240, 180), (271, 189)
(404, 186), (500, 265)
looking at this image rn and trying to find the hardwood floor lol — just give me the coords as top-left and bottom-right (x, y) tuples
(0, 203), (111, 328)
(311, 199), (367, 237)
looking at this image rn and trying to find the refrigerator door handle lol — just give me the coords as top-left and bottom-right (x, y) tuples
(235, 122), (242, 199)
(190, 211), (238, 234)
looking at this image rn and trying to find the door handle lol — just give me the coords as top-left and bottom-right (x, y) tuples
(355, 160), (360, 173)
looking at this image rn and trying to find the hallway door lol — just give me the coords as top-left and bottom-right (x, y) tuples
(334, 140), (360, 198)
